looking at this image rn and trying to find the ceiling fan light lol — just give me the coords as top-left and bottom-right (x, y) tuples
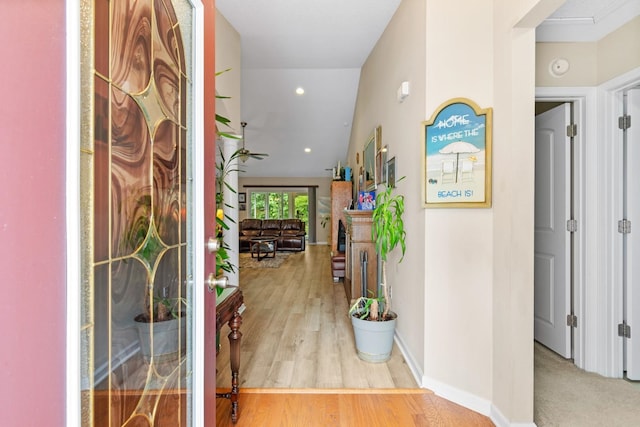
(239, 121), (268, 162)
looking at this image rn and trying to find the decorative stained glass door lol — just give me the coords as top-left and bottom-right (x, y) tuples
(79, 0), (211, 425)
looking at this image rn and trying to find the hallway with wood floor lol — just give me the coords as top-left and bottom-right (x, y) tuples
(216, 244), (493, 425)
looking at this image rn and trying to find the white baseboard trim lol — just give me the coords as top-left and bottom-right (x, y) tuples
(393, 332), (536, 426)
(421, 375), (492, 418)
(419, 373), (536, 427)
(394, 332), (497, 423)
(490, 405), (536, 427)
(393, 331), (423, 386)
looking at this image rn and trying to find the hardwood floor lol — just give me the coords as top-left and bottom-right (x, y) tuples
(216, 388), (494, 426)
(216, 244), (417, 389)
(216, 244), (494, 426)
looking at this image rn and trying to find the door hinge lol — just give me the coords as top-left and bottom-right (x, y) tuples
(567, 314), (578, 328)
(567, 219), (578, 233)
(618, 321), (631, 338)
(618, 219), (631, 234)
(566, 123), (577, 138)
(619, 115), (631, 131)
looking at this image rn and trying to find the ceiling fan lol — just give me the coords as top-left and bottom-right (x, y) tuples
(238, 121), (269, 162)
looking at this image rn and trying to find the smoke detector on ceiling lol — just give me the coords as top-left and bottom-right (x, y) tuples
(549, 58), (570, 77)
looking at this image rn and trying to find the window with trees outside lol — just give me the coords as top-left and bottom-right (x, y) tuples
(249, 190), (309, 235)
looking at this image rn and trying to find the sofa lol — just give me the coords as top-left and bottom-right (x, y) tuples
(239, 218), (306, 252)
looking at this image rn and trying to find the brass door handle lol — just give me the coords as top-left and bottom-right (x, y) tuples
(207, 237), (221, 253)
(205, 273), (237, 292)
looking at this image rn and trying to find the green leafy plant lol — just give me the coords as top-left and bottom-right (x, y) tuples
(214, 147), (245, 296)
(215, 68), (239, 140)
(153, 295), (187, 321)
(349, 291), (385, 320)
(349, 177), (406, 321)
(214, 68), (244, 295)
(135, 289), (186, 323)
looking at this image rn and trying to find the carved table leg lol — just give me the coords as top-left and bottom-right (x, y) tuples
(228, 310), (242, 423)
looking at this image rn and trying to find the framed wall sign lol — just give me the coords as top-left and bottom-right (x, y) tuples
(422, 98), (492, 208)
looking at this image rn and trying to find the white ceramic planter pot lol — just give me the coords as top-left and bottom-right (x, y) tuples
(351, 312), (397, 363)
(135, 317), (186, 361)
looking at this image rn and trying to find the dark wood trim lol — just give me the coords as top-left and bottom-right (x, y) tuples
(216, 289), (244, 423)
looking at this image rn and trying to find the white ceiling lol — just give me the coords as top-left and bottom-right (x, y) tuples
(537, 0), (640, 41)
(216, 0), (639, 178)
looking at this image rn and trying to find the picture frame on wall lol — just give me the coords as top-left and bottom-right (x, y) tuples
(357, 191), (376, 210)
(363, 128), (377, 191)
(377, 145), (388, 185)
(422, 97), (492, 208)
(238, 192), (246, 203)
(387, 156), (396, 188)
(355, 165), (363, 202)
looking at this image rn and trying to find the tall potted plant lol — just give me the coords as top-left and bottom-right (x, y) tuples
(349, 177), (406, 362)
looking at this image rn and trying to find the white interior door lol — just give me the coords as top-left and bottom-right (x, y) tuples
(626, 88), (640, 380)
(534, 103), (572, 358)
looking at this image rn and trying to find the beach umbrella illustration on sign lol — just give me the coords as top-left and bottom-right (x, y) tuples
(438, 141), (480, 183)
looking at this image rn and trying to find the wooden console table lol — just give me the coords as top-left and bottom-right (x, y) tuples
(216, 288), (244, 424)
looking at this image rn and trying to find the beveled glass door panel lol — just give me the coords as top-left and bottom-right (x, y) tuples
(81, 0), (195, 425)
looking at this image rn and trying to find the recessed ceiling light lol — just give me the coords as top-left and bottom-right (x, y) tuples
(296, 87), (305, 95)
(304, 148), (311, 153)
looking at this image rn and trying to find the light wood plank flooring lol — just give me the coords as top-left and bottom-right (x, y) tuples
(216, 244), (494, 426)
(216, 244), (417, 389)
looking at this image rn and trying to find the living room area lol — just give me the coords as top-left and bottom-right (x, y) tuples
(219, 147), (421, 379)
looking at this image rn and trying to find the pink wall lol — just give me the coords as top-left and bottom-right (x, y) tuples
(0, 1), (67, 425)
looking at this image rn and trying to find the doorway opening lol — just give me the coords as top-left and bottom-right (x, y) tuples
(534, 94), (587, 369)
(533, 73), (640, 424)
(615, 84), (640, 381)
(534, 101), (575, 362)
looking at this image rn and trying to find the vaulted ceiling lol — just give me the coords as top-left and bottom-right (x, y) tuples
(216, 0), (640, 178)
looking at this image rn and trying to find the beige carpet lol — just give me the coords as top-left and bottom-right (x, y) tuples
(239, 251), (294, 269)
(535, 342), (640, 426)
